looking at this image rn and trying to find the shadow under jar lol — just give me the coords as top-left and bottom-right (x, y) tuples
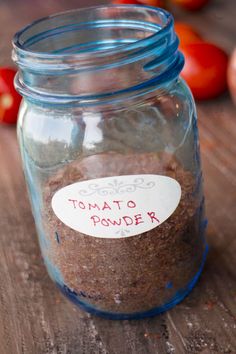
(13, 5), (208, 320)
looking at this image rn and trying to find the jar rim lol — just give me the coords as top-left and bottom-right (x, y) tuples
(13, 5), (172, 61)
(12, 5), (184, 106)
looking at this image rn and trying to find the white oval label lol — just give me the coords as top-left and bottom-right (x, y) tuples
(51, 175), (181, 239)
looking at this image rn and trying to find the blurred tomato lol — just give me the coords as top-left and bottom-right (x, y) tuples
(112, 0), (164, 6)
(181, 42), (228, 100)
(135, 0), (164, 5)
(172, 0), (209, 11)
(112, 0), (141, 3)
(227, 48), (236, 105)
(0, 67), (21, 125)
(175, 22), (202, 47)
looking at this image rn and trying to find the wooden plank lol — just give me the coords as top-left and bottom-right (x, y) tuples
(0, 0), (236, 353)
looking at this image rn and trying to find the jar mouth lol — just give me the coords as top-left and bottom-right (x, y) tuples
(12, 5), (184, 106)
(13, 5), (172, 63)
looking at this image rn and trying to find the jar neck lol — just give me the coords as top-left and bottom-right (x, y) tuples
(12, 5), (184, 106)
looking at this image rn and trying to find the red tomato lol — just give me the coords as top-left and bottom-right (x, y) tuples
(135, 0), (164, 5)
(175, 22), (202, 47)
(172, 0), (209, 11)
(112, 0), (141, 3)
(227, 48), (236, 105)
(112, 0), (164, 6)
(181, 42), (228, 100)
(0, 68), (21, 125)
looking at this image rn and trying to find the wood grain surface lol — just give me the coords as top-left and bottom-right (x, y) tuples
(0, 0), (236, 353)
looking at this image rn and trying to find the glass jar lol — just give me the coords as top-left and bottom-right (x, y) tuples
(13, 5), (208, 320)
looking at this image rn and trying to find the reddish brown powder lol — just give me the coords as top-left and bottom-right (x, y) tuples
(43, 152), (205, 314)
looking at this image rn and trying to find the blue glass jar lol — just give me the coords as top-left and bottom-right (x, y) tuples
(13, 5), (208, 320)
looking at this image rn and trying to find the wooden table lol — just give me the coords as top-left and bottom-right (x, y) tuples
(0, 0), (235, 353)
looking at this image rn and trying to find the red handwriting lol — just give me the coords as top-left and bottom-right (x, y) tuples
(68, 199), (160, 230)
(127, 200), (136, 208)
(68, 199), (136, 211)
(90, 212), (159, 228)
(113, 200), (123, 210)
(134, 214), (144, 225)
(147, 211), (160, 223)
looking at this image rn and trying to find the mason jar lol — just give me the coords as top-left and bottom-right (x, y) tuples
(13, 5), (208, 320)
